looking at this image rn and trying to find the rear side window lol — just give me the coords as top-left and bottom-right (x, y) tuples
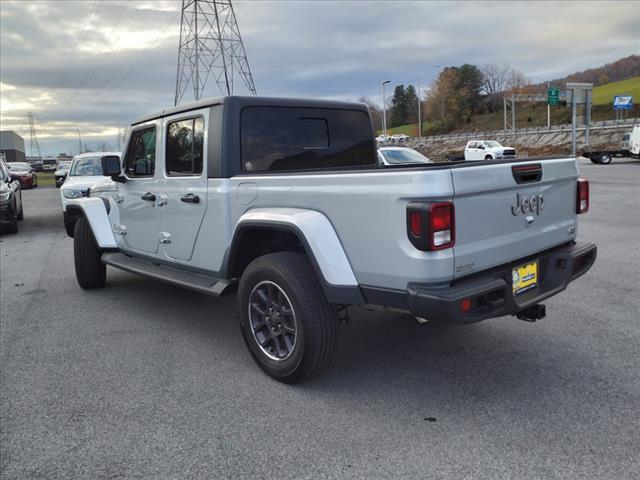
(240, 107), (375, 172)
(165, 117), (204, 176)
(124, 126), (156, 177)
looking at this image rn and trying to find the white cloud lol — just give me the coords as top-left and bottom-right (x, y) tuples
(0, 0), (638, 154)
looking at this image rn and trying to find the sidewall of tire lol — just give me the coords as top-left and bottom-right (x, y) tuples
(238, 253), (336, 383)
(73, 216), (106, 289)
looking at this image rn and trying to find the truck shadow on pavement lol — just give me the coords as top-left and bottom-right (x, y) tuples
(101, 271), (608, 418)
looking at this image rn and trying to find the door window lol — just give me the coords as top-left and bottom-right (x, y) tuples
(124, 126), (156, 177)
(165, 117), (204, 176)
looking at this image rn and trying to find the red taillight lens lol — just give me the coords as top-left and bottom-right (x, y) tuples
(407, 201), (455, 251)
(409, 212), (422, 237)
(429, 202), (455, 250)
(577, 179), (589, 214)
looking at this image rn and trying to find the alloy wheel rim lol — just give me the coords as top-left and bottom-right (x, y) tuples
(248, 280), (297, 361)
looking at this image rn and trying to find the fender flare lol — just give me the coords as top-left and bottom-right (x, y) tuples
(66, 197), (117, 249)
(229, 208), (364, 305)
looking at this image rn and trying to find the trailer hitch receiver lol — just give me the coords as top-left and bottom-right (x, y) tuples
(514, 304), (546, 322)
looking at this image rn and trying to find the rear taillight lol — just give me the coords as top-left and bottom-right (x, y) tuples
(406, 201), (455, 251)
(577, 179), (589, 214)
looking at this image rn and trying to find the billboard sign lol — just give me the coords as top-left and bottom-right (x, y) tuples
(613, 95), (633, 110)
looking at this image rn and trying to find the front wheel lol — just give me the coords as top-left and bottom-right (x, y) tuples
(73, 215), (106, 289)
(3, 208), (18, 234)
(484, 154), (493, 160)
(238, 252), (337, 384)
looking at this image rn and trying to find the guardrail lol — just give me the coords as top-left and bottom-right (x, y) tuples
(394, 117), (640, 145)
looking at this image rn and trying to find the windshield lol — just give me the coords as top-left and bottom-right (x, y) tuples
(381, 149), (431, 165)
(484, 141), (502, 148)
(8, 163), (30, 172)
(70, 156), (103, 176)
(57, 162), (71, 171)
(623, 134), (631, 141)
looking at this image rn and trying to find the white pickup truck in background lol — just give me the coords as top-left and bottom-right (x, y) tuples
(465, 140), (517, 161)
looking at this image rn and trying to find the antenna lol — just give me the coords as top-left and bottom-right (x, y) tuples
(174, 0), (257, 105)
(27, 112), (42, 159)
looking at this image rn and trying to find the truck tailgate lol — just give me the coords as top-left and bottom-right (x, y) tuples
(452, 158), (578, 278)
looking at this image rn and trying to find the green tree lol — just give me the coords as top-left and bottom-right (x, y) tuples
(405, 85), (419, 124)
(389, 85), (407, 128)
(456, 63), (485, 115)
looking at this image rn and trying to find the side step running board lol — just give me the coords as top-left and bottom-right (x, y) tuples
(102, 252), (232, 296)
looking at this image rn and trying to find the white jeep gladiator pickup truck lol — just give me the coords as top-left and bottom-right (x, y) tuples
(66, 96), (596, 383)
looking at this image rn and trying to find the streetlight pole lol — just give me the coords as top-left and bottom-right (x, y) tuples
(547, 81), (551, 131)
(382, 80), (390, 140)
(418, 81), (421, 140)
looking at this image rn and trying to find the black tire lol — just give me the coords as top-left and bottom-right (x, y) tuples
(598, 153), (612, 164)
(590, 157), (601, 164)
(65, 218), (75, 237)
(238, 252), (337, 384)
(4, 208), (18, 234)
(484, 154), (493, 160)
(73, 215), (106, 289)
(16, 205), (23, 221)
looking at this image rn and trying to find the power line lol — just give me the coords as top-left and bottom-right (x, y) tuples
(103, 8), (182, 102)
(65, 0), (131, 105)
(53, 0), (104, 96)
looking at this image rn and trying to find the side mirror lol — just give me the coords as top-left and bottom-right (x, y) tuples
(102, 155), (121, 176)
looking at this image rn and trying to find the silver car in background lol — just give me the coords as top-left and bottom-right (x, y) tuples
(378, 146), (432, 166)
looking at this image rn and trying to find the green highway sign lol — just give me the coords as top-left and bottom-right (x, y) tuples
(548, 87), (560, 106)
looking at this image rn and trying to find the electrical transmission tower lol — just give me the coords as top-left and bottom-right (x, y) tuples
(174, 0), (257, 106)
(27, 112), (42, 159)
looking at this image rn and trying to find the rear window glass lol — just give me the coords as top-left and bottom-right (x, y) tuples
(240, 107), (375, 172)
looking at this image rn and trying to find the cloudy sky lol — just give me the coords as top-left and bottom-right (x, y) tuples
(1, 0), (638, 156)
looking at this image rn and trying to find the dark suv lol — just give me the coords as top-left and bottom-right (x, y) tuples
(0, 160), (23, 233)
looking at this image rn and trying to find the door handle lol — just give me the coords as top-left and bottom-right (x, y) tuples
(180, 193), (200, 204)
(141, 192), (156, 202)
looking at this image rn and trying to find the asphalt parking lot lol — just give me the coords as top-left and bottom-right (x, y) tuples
(1, 157), (639, 479)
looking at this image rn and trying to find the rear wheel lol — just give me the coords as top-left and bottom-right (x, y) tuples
(598, 153), (612, 164)
(16, 205), (23, 221)
(484, 154), (493, 160)
(73, 215), (106, 289)
(238, 252), (337, 384)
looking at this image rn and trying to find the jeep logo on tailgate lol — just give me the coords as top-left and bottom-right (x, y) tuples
(511, 193), (544, 216)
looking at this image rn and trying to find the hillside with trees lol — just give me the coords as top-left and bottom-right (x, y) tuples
(373, 55), (640, 135)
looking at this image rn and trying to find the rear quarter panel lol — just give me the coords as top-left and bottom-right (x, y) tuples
(229, 169), (455, 290)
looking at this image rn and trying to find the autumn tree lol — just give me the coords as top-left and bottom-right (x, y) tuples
(424, 67), (467, 131)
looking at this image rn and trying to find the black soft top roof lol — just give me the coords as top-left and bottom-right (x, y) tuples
(131, 96), (369, 126)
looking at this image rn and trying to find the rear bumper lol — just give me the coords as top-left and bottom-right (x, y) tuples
(364, 241), (597, 324)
